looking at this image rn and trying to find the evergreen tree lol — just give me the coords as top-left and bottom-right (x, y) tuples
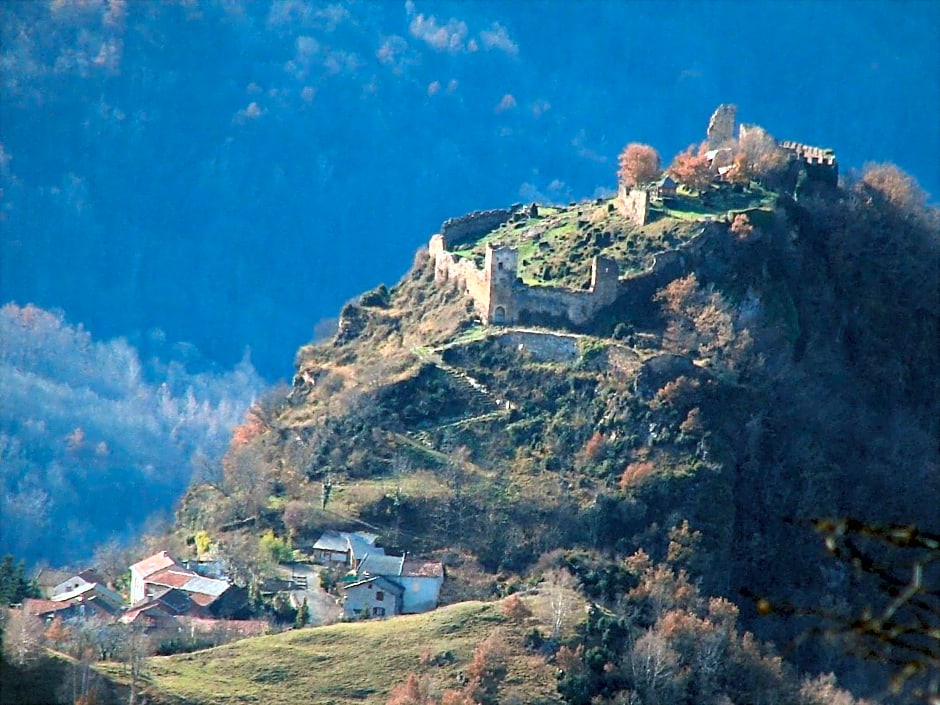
(0, 555), (38, 606)
(295, 597), (309, 629)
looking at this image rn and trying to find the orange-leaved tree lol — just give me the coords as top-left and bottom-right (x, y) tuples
(618, 143), (662, 188)
(668, 144), (712, 191)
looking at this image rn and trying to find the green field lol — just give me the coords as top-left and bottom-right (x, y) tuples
(103, 599), (564, 705)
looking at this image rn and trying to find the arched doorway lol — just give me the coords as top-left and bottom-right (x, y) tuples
(492, 306), (507, 324)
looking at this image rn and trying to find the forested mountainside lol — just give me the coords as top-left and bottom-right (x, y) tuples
(4, 134), (936, 703)
(160, 155), (939, 702)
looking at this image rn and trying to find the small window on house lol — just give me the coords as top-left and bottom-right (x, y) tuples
(497, 261), (503, 270)
(376, 591), (384, 601)
(373, 607), (385, 616)
(368, 583), (373, 589)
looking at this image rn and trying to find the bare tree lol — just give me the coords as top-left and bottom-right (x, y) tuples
(736, 125), (788, 182)
(538, 568), (582, 640)
(2, 609), (45, 666)
(630, 631), (682, 704)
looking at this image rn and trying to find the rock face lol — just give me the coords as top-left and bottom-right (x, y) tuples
(706, 104), (738, 146)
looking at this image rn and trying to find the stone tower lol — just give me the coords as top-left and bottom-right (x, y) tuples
(484, 244), (518, 324)
(590, 256), (620, 305)
(706, 104), (737, 146)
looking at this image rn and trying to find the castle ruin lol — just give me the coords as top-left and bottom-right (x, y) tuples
(706, 104), (738, 146)
(429, 234), (620, 326)
(616, 184), (651, 225)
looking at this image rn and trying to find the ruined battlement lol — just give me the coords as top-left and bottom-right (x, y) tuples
(439, 204), (535, 248)
(778, 140), (837, 166)
(429, 234), (620, 326)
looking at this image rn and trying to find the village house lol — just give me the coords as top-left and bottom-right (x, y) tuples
(311, 530), (385, 568)
(342, 553), (445, 618)
(652, 175), (678, 200)
(128, 550), (241, 619)
(342, 575), (405, 618)
(23, 581), (124, 623)
(51, 568), (106, 597)
(23, 568), (125, 623)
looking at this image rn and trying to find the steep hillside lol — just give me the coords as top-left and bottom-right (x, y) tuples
(172, 160), (939, 700)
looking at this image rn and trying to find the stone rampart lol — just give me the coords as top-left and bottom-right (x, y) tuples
(429, 213), (723, 330)
(495, 331), (580, 361)
(439, 206), (521, 248)
(429, 234), (492, 319)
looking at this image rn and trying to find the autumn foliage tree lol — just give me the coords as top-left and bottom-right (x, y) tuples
(857, 162), (927, 210)
(618, 143), (662, 188)
(668, 144), (713, 191)
(735, 125), (789, 183)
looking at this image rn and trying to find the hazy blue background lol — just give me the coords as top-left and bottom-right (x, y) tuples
(2, 0), (938, 381)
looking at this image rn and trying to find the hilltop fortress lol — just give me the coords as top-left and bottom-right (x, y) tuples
(427, 104), (837, 329)
(430, 224), (621, 326)
(427, 205), (702, 328)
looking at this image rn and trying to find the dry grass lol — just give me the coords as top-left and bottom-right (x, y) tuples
(100, 599), (565, 705)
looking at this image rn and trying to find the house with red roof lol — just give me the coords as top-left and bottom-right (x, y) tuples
(127, 550), (242, 619)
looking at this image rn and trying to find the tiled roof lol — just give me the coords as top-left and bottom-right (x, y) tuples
(22, 598), (72, 616)
(75, 569), (104, 583)
(182, 575), (229, 597)
(344, 575), (404, 594)
(347, 533), (385, 561)
(313, 530), (349, 552)
(121, 601), (176, 625)
(188, 592), (218, 607)
(401, 558), (444, 578)
(146, 567), (198, 589)
(357, 554), (404, 578)
(129, 551), (177, 578)
(157, 589), (196, 615)
(314, 530), (384, 558)
(50, 583), (98, 602)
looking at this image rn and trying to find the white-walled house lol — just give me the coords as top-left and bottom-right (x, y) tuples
(398, 558), (445, 614)
(343, 554), (444, 617)
(129, 551), (176, 604)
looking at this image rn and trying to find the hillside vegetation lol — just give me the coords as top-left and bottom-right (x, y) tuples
(111, 156), (939, 703)
(105, 599), (561, 705)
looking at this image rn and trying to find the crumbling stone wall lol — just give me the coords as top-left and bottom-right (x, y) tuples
(495, 331), (580, 361)
(429, 234), (492, 320)
(440, 206), (521, 247)
(429, 234), (622, 327)
(617, 185), (650, 225)
(429, 214), (724, 331)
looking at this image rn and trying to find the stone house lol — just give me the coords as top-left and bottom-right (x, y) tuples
(342, 575), (405, 618)
(342, 554), (445, 618)
(51, 569), (105, 597)
(311, 530), (385, 568)
(129, 550), (177, 604)
(397, 558), (446, 614)
(653, 175), (678, 199)
(128, 550), (234, 615)
(23, 582), (124, 623)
